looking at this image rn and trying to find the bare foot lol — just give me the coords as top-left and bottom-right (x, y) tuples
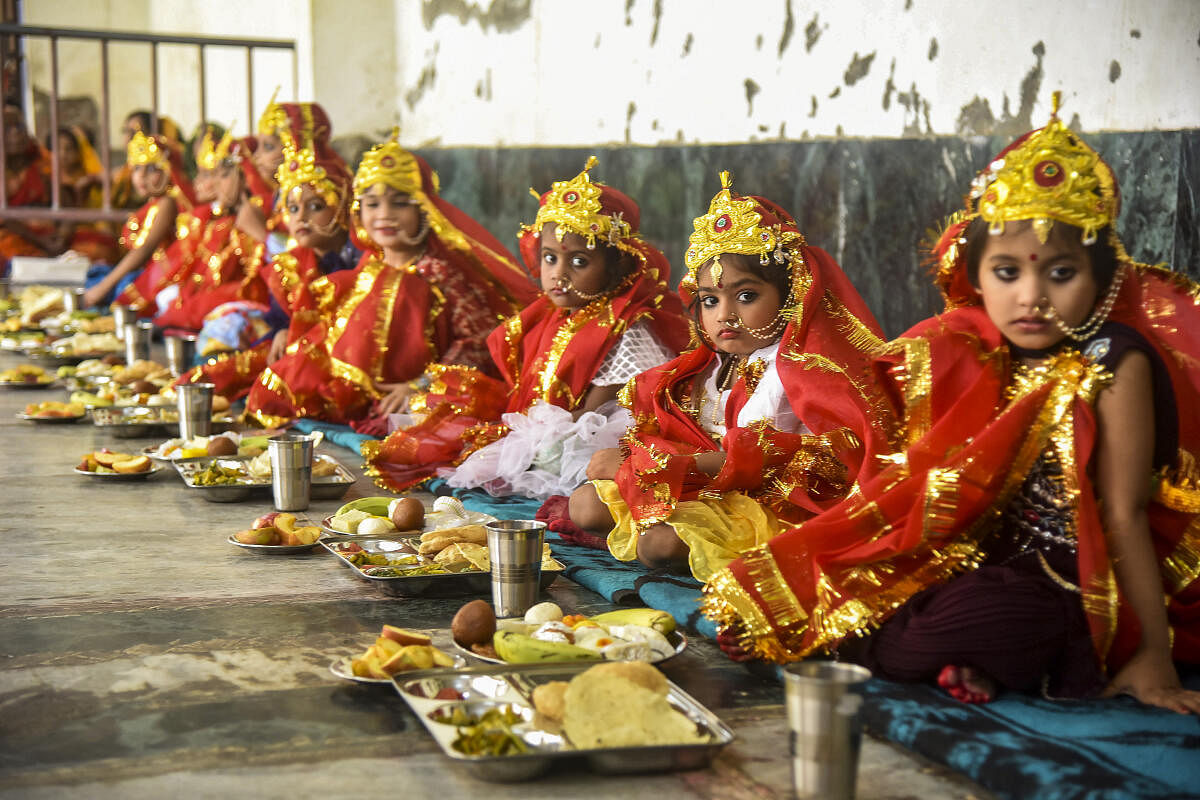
(937, 665), (997, 704)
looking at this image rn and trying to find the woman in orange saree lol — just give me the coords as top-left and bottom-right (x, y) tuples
(0, 103), (57, 264)
(703, 96), (1200, 713)
(244, 131), (533, 426)
(362, 156), (689, 496)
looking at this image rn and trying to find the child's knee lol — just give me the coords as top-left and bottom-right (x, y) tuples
(568, 485), (612, 531)
(636, 524), (689, 571)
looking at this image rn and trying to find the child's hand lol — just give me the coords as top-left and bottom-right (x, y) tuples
(585, 448), (623, 481)
(266, 329), (288, 363)
(694, 450), (727, 476)
(1104, 648), (1200, 714)
(374, 382), (414, 416)
(82, 285), (107, 309)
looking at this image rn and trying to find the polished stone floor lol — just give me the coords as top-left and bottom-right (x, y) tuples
(0, 347), (991, 799)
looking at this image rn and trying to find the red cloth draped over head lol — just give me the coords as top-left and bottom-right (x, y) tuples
(612, 175), (888, 533)
(348, 132), (534, 309)
(246, 132), (527, 427)
(703, 101), (1200, 672)
(362, 157), (689, 492)
(499, 160), (689, 410)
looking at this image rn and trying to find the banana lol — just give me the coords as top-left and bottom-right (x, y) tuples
(493, 631), (602, 663)
(588, 608), (676, 635)
(335, 496), (395, 517)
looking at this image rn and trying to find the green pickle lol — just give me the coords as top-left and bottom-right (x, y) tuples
(451, 706), (529, 757)
(193, 464), (246, 486)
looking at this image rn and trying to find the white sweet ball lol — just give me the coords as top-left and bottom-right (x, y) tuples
(432, 496), (467, 517)
(523, 601), (564, 625)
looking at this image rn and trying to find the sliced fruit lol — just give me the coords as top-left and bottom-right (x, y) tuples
(380, 625), (432, 647)
(112, 455), (151, 473)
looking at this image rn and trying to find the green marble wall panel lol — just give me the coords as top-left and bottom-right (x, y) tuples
(420, 130), (1198, 338)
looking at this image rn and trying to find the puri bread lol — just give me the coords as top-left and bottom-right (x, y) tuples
(532, 681), (569, 723)
(418, 524), (487, 545)
(562, 662), (704, 748)
(433, 542), (489, 570)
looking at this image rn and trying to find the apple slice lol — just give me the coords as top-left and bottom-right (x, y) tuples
(375, 637), (403, 658)
(94, 451), (127, 468)
(112, 455), (151, 474)
(379, 625), (432, 647)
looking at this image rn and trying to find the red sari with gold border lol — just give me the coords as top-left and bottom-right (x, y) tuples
(612, 244), (890, 535)
(179, 245), (333, 399)
(702, 269), (1200, 672)
(363, 265), (690, 491)
(246, 234), (514, 426)
(152, 211), (266, 331)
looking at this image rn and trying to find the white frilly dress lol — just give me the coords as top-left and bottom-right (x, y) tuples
(441, 322), (678, 499)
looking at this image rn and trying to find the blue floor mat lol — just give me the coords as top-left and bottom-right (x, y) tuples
(860, 672), (1200, 800)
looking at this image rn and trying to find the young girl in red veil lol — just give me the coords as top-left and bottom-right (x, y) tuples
(567, 173), (887, 582)
(362, 157), (689, 497)
(704, 96), (1200, 714)
(83, 131), (194, 310)
(243, 131), (533, 426)
(176, 136), (359, 398)
(151, 131), (269, 331)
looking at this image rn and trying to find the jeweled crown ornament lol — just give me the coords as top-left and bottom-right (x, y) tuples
(276, 141), (338, 204)
(682, 171), (797, 290)
(353, 127), (423, 198)
(256, 86), (286, 138)
(524, 156), (633, 249)
(195, 126), (235, 171)
(970, 91), (1116, 245)
(126, 131), (169, 170)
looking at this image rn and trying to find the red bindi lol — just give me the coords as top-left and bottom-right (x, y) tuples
(1029, 254), (1038, 261)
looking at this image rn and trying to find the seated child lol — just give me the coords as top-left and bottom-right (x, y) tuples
(244, 131), (532, 426)
(179, 138), (359, 397)
(363, 157), (689, 497)
(704, 96), (1200, 714)
(83, 132), (195, 309)
(567, 173), (887, 581)
(153, 133), (270, 331)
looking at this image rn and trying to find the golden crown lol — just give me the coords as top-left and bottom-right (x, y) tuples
(969, 92), (1116, 245)
(126, 131), (168, 170)
(523, 156), (633, 250)
(275, 141), (341, 204)
(196, 126), (235, 171)
(352, 127), (425, 198)
(257, 87), (286, 138)
(682, 171), (802, 290)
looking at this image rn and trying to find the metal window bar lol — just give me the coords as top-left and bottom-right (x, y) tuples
(0, 23), (295, 225)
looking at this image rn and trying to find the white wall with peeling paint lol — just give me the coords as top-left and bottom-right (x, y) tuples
(19, 0), (1200, 147)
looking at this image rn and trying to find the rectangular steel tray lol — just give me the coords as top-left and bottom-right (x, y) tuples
(90, 404), (176, 438)
(321, 536), (562, 598)
(393, 662), (735, 782)
(174, 455), (355, 502)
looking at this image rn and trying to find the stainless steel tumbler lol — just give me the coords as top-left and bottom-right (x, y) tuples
(485, 520), (547, 618)
(176, 382), (214, 439)
(785, 661), (872, 800)
(268, 433), (314, 511)
(113, 305), (136, 341)
(165, 334), (197, 376)
(123, 319), (153, 365)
